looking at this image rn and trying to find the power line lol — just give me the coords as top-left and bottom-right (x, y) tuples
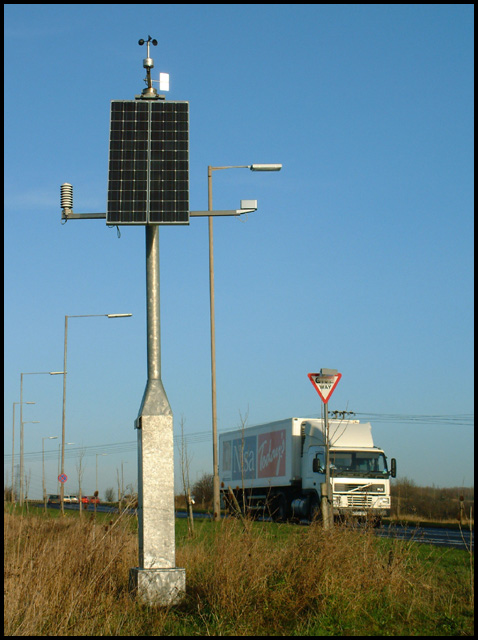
(353, 412), (474, 427)
(4, 413), (473, 464)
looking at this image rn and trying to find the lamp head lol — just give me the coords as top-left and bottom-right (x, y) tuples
(250, 164), (282, 171)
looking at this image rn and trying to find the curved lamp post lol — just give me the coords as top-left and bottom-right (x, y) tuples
(207, 163), (282, 520)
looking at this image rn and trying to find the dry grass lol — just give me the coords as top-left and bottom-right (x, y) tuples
(179, 518), (473, 635)
(4, 506), (474, 636)
(4, 509), (141, 636)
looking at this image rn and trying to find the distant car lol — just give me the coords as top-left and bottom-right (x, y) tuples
(64, 495), (79, 504)
(80, 496), (100, 505)
(47, 494), (61, 504)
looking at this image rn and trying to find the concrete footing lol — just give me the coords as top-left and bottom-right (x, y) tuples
(129, 567), (186, 606)
(130, 379), (186, 606)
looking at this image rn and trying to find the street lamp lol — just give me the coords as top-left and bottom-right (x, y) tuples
(11, 401), (35, 503)
(19, 371), (64, 506)
(207, 163), (282, 520)
(20, 421), (40, 503)
(96, 453), (108, 496)
(94, 453), (108, 514)
(42, 435), (58, 510)
(60, 312), (132, 514)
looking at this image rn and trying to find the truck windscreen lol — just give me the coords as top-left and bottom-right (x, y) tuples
(329, 451), (389, 478)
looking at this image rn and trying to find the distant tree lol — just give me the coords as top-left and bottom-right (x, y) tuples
(391, 478), (474, 522)
(192, 473), (214, 508)
(104, 487), (115, 502)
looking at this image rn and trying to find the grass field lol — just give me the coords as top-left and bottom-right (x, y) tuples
(4, 504), (474, 636)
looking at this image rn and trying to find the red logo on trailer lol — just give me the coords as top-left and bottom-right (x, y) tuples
(258, 429), (286, 478)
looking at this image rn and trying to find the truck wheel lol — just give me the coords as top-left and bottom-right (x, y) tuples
(271, 493), (289, 522)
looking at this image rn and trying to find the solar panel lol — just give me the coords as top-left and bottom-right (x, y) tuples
(107, 100), (189, 225)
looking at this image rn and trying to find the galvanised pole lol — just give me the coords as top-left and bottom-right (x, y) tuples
(206, 164), (281, 521)
(19, 376), (24, 505)
(59, 314), (130, 515)
(12, 402), (19, 503)
(130, 224), (185, 605)
(207, 166), (221, 522)
(323, 402), (332, 530)
(60, 315), (68, 515)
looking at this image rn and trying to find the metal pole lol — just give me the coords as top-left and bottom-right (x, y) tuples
(19, 375), (24, 506)
(323, 402), (332, 530)
(12, 401), (34, 503)
(20, 372), (60, 505)
(121, 460), (126, 503)
(58, 313), (129, 515)
(208, 166), (221, 522)
(60, 316), (68, 516)
(146, 225), (161, 381)
(42, 438), (46, 510)
(42, 436), (57, 510)
(130, 224), (185, 605)
(12, 403), (17, 503)
(96, 453), (107, 503)
(205, 163), (280, 521)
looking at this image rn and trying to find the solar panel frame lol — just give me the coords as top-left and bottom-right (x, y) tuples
(106, 100), (189, 225)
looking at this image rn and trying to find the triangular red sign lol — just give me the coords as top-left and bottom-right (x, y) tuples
(308, 372), (342, 404)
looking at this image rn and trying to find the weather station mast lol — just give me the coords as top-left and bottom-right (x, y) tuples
(61, 36), (189, 606)
(126, 36), (188, 606)
(60, 37), (268, 605)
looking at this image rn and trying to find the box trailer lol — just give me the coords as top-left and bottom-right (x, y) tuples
(219, 417), (396, 523)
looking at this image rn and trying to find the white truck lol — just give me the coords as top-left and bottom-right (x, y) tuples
(219, 417), (396, 523)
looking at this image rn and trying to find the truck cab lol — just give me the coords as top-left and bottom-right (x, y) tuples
(301, 420), (395, 521)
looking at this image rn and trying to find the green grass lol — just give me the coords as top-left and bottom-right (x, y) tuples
(4, 505), (474, 636)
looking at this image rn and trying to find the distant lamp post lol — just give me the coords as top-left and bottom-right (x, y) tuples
(95, 452), (108, 514)
(207, 163), (282, 521)
(96, 453), (108, 496)
(11, 400), (35, 503)
(19, 371), (64, 506)
(60, 313), (132, 515)
(20, 420), (40, 503)
(42, 435), (58, 510)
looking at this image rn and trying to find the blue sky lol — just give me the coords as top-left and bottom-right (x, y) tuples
(4, 4), (474, 499)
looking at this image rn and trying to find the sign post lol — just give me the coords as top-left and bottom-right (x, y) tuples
(308, 370), (341, 529)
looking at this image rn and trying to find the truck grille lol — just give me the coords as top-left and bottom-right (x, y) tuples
(335, 483), (385, 493)
(346, 495), (373, 508)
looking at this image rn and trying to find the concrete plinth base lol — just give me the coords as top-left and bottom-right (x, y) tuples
(129, 567), (186, 606)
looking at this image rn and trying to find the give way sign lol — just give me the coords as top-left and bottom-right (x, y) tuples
(308, 372), (342, 404)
